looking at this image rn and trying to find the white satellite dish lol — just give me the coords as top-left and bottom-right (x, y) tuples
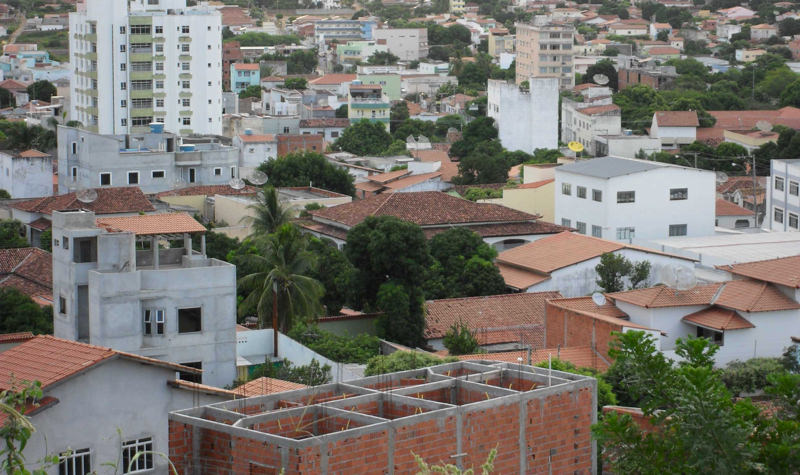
(228, 178), (246, 190)
(659, 266), (678, 287)
(591, 292), (607, 306)
(715, 171), (729, 184)
(675, 267), (697, 291)
(247, 170), (268, 185)
(755, 120), (772, 132)
(75, 188), (98, 204)
(593, 74), (610, 85)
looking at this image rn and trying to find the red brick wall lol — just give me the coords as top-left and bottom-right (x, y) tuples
(276, 134), (324, 157)
(545, 303), (623, 360)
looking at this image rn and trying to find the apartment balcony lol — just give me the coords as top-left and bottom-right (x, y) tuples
(130, 71), (154, 81)
(153, 36), (166, 43)
(131, 125), (151, 134)
(179, 73), (192, 80)
(84, 52), (97, 61)
(129, 16), (152, 25)
(153, 73), (166, 80)
(179, 36), (192, 42)
(179, 128), (193, 136)
(131, 108), (154, 117)
(129, 34), (153, 44)
(179, 54), (192, 61)
(179, 91), (192, 98)
(153, 92), (167, 98)
(130, 52), (153, 62)
(130, 89), (154, 99)
(175, 151), (201, 165)
(154, 55), (166, 61)
(179, 110), (192, 117)
(154, 110), (167, 117)
(85, 33), (97, 42)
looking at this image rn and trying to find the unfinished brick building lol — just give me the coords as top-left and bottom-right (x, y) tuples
(169, 360), (597, 474)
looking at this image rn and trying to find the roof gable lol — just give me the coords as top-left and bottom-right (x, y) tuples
(718, 255), (800, 288)
(496, 232), (624, 274)
(13, 187), (155, 215)
(655, 110), (700, 127)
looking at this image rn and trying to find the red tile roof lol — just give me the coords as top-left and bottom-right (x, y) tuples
(18, 149), (49, 158)
(234, 377), (307, 397)
(682, 306), (754, 330)
(299, 118), (350, 128)
(459, 346), (609, 371)
(496, 232), (624, 274)
(608, 283), (722, 308)
(367, 169), (412, 184)
(648, 46), (681, 55)
(0, 335), (199, 391)
(411, 150), (458, 182)
(576, 104), (620, 116)
(425, 292), (562, 347)
(495, 263), (550, 290)
(518, 179), (554, 189)
(309, 74), (357, 85)
(384, 172), (442, 190)
(156, 185), (258, 198)
(714, 279), (800, 312)
(233, 63), (260, 71)
(28, 217), (51, 231)
(0, 79), (28, 91)
(0, 248), (52, 302)
(238, 134), (276, 143)
(0, 332), (34, 344)
(167, 379), (236, 397)
(219, 6), (255, 27)
(716, 199), (752, 216)
(13, 187), (155, 215)
(655, 110), (699, 127)
(718, 256), (800, 289)
(97, 213), (206, 236)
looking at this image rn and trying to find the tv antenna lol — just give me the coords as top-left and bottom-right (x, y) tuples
(593, 74), (610, 85)
(75, 188), (98, 204)
(247, 170), (268, 186)
(591, 292), (607, 306)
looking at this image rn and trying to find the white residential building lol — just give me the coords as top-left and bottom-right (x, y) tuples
(51, 210), (238, 388)
(233, 132), (277, 173)
(487, 77), (559, 153)
(555, 156), (716, 242)
(650, 110), (699, 147)
(69, 0), (223, 135)
(373, 28), (429, 61)
(768, 159), (800, 232)
(560, 85), (622, 156)
(1, 335), (230, 475)
(0, 150), (53, 198)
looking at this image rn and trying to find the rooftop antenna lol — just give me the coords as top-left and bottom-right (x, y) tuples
(591, 292), (607, 306)
(75, 188), (98, 204)
(247, 170), (268, 186)
(755, 120), (772, 132)
(228, 178), (246, 190)
(593, 73), (610, 85)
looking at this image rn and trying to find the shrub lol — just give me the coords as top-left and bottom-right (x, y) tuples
(720, 357), (785, 395)
(535, 358), (617, 409)
(288, 323), (380, 364)
(443, 321), (481, 355)
(364, 351), (457, 376)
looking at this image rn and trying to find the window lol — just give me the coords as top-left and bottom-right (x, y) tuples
(155, 25), (163, 34)
(790, 213), (799, 229)
(231, 167), (236, 179)
(178, 307), (202, 333)
(188, 168), (196, 183)
(178, 362), (202, 383)
(155, 80), (164, 89)
(120, 63), (126, 71)
(592, 189), (602, 202)
(122, 437), (153, 474)
(283, 126), (290, 134)
(670, 188), (688, 200)
(120, 82), (127, 90)
(120, 99), (127, 108)
(696, 326), (723, 346)
(181, 25), (190, 34)
(775, 176), (785, 191)
(121, 118), (127, 127)
(576, 221), (586, 234)
(775, 207), (784, 224)
(735, 219), (750, 228)
(59, 448), (91, 475)
(143, 309), (165, 335)
(561, 218), (571, 227)
(59, 296), (66, 315)
(71, 142), (77, 154)
(127, 172), (139, 185)
(156, 99), (164, 107)
(181, 62), (190, 71)
(669, 224), (687, 236)
(155, 44), (164, 53)
(182, 81), (190, 89)
(182, 117), (191, 126)
(129, 25), (151, 35)
(214, 167), (222, 176)
(617, 191), (635, 203)
(155, 62), (164, 71)
(120, 26), (126, 34)
(790, 181), (799, 196)
(100, 173), (111, 186)
(577, 186), (586, 199)
(181, 98), (190, 107)
(561, 183), (571, 195)
(152, 170), (165, 179)
(181, 43), (190, 52)
(616, 227), (635, 240)
(120, 44), (126, 53)
(591, 225), (602, 238)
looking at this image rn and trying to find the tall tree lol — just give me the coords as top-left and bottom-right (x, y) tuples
(389, 102), (409, 134)
(244, 186), (293, 237)
(237, 224), (324, 331)
(0, 88), (14, 109)
(0, 288), (53, 334)
(453, 140), (510, 185)
(332, 120), (393, 156)
(258, 151), (355, 196)
(581, 59), (619, 91)
(426, 227), (506, 299)
(26, 80), (57, 102)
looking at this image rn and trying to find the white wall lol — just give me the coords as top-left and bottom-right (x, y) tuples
(487, 78), (558, 153)
(0, 154), (53, 198)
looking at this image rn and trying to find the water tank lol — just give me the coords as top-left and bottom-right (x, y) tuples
(149, 122), (164, 134)
(179, 144), (196, 152)
(244, 128), (253, 135)
(623, 129), (633, 136)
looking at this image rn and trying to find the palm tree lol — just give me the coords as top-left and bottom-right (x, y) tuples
(238, 224), (324, 336)
(244, 185), (293, 237)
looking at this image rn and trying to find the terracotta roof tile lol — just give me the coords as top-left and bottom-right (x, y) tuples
(28, 217), (51, 231)
(546, 296), (628, 319)
(0, 335), (199, 391)
(167, 379), (236, 397)
(13, 187), (155, 215)
(233, 63), (260, 70)
(518, 179), (554, 189)
(355, 181), (384, 193)
(0, 332), (34, 343)
(0, 248), (52, 301)
(424, 292), (562, 347)
(411, 150), (458, 182)
(714, 279), (800, 312)
(299, 118), (350, 128)
(576, 104), (620, 116)
(682, 306), (754, 330)
(96, 213), (206, 236)
(238, 134), (275, 143)
(367, 169), (412, 184)
(383, 172), (442, 190)
(718, 256), (800, 289)
(309, 74), (357, 85)
(497, 232), (624, 274)
(496, 263), (550, 290)
(234, 377), (307, 397)
(156, 185), (258, 198)
(716, 198), (752, 216)
(431, 221), (566, 238)
(459, 346), (609, 371)
(648, 46), (681, 55)
(18, 149), (50, 158)
(655, 110), (699, 127)
(609, 283), (722, 308)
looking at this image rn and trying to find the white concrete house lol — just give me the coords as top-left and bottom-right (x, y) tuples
(716, 199), (756, 229)
(768, 159), (800, 232)
(561, 87), (622, 156)
(487, 77), (559, 153)
(0, 150), (53, 198)
(555, 156), (716, 242)
(51, 210), (237, 388)
(2, 335), (230, 475)
(650, 111), (698, 147)
(233, 132), (277, 174)
(373, 28), (429, 61)
(69, 0), (223, 135)
(495, 231), (697, 297)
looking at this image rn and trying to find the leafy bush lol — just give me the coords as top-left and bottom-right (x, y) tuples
(443, 321), (481, 355)
(364, 351), (457, 376)
(535, 358), (616, 410)
(288, 323), (380, 364)
(243, 358), (331, 386)
(721, 357), (785, 395)
(463, 187), (502, 201)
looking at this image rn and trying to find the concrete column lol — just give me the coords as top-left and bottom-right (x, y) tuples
(183, 233), (191, 255)
(152, 235), (159, 269)
(201, 233), (206, 256)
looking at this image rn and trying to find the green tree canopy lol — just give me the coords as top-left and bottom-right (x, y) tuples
(0, 288), (53, 334)
(581, 59), (619, 91)
(443, 321), (481, 355)
(364, 351), (457, 376)
(258, 152), (355, 196)
(595, 253), (651, 292)
(244, 185), (293, 237)
(453, 140), (510, 185)
(426, 227), (506, 299)
(26, 80), (56, 102)
(306, 237), (355, 316)
(0, 220), (28, 249)
(238, 84), (262, 99)
(367, 51), (400, 65)
(0, 121), (56, 152)
(389, 101), (409, 134)
(0, 88), (14, 109)
(282, 77), (307, 90)
(332, 120), (393, 156)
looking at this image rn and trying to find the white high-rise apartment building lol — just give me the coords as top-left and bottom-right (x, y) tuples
(70, 0), (223, 136)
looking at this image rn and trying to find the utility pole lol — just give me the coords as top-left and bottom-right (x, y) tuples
(272, 281), (279, 358)
(751, 155), (759, 226)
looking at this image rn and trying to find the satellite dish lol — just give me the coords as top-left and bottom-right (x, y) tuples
(228, 178), (246, 190)
(675, 267), (697, 291)
(715, 171), (729, 184)
(75, 188), (98, 204)
(593, 73), (610, 85)
(568, 141), (584, 153)
(591, 292), (607, 306)
(659, 266), (678, 287)
(755, 120), (772, 132)
(247, 170), (268, 185)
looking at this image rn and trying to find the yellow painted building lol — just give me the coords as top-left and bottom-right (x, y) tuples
(480, 179), (556, 223)
(450, 0), (465, 14)
(348, 83), (390, 132)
